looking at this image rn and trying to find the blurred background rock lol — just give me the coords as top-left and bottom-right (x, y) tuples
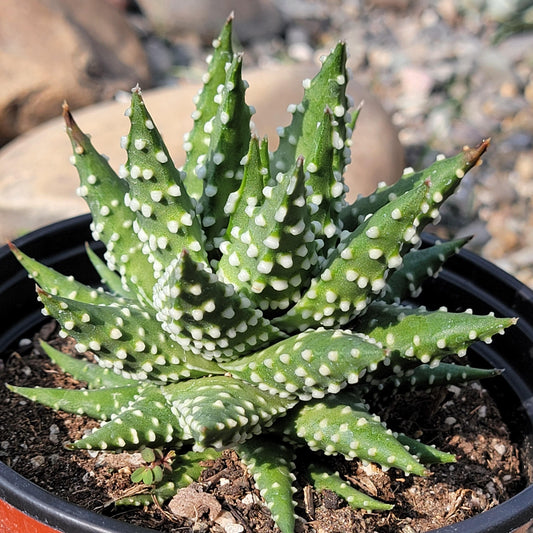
(0, 0), (532, 286)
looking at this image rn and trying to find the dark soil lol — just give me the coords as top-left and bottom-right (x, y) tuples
(0, 321), (529, 533)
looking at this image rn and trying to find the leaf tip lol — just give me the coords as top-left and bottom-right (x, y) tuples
(463, 138), (490, 168)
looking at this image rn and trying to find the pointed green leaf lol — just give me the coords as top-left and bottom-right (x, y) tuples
(123, 88), (208, 276)
(6, 383), (144, 421)
(308, 464), (393, 511)
(85, 244), (133, 298)
(9, 243), (124, 306)
(357, 301), (516, 364)
(303, 108), (346, 260)
(395, 434), (456, 465)
(37, 288), (219, 382)
(198, 54), (252, 251)
(164, 376), (295, 451)
(169, 448), (220, 487)
(221, 328), (386, 400)
(273, 42), (351, 181)
(274, 182), (429, 332)
(70, 385), (182, 450)
(283, 391), (427, 475)
(218, 149), (318, 312)
(63, 104), (153, 301)
(41, 341), (135, 389)
(280, 390), (427, 475)
(340, 140), (490, 231)
(238, 437), (297, 533)
(383, 236), (472, 303)
(154, 251), (284, 361)
(381, 361), (502, 390)
(182, 15), (235, 199)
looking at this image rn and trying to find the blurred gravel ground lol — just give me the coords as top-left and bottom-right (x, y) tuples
(318, 0), (533, 287)
(138, 0), (533, 286)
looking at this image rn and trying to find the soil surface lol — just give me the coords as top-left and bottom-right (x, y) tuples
(0, 321), (529, 533)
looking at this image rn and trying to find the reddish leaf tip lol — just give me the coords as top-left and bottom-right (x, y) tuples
(463, 138), (490, 168)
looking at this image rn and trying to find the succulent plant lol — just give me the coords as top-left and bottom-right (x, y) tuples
(8, 15), (516, 533)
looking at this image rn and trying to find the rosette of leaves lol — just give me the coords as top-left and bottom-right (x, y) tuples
(8, 15), (516, 533)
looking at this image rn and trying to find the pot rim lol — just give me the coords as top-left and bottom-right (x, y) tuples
(1, 214), (532, 533)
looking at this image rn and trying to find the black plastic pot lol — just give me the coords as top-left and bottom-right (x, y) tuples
(1, 214), (532, 533)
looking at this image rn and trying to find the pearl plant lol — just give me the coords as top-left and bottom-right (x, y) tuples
(9, 16), (515, 533)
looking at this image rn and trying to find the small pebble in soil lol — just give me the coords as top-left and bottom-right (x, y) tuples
(30, 455), (45, 468)
(224, 525), (244, 533)
(82, 471), (95, 483)
(241, 493), (257, 505)
(494, 443), (507, 456)
(215, 510), (239, 531)
(486, 481), (497, 496)
(49, 424), (60, 443)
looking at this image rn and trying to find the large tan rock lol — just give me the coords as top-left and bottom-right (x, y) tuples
(0, 63), (404, 241)
(0, 0), (151, 146)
